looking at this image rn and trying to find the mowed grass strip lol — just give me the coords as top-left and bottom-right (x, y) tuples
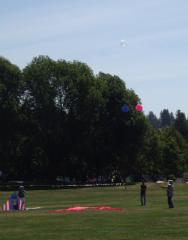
(0, 184), (188, 240)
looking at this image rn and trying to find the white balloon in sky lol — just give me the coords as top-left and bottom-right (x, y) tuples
(120, 40), (127, 47)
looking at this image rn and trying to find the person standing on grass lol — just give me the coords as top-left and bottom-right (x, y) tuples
(167, 181), (174, 208)
(140, 181), (147, 206)
(18, 186), (26, 210)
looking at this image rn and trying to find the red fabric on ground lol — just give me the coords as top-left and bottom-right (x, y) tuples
(49, 205), (123, 213)
(94, 206), (123, 211)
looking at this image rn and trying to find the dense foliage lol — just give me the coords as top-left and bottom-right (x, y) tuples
(0, 56), (188, 182)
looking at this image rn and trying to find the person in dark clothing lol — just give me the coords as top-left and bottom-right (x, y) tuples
(167, 182), (174, 208)
(140, 181), (147, 206)
(18, 186), (26, 210)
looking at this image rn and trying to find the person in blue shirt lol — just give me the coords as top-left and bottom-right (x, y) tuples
(9, 192), (19, 210)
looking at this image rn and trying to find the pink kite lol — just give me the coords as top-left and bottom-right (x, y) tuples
(135, 104), (143, 112)
(49, 205), (123, 213)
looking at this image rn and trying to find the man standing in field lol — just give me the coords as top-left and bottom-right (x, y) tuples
(140, 181), (147, 206)
(167, 180), (174, 208)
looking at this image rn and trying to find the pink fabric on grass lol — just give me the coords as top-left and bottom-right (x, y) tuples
(94, 206), (122, 211)
(49, 205), (123, 213)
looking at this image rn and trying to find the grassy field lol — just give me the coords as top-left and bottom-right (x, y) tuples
(0, 183), (188, 240)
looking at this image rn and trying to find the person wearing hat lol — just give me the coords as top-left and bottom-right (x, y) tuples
(167, 181), (174, 208)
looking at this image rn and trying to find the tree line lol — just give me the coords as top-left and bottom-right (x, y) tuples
(0, 55), (188, 182)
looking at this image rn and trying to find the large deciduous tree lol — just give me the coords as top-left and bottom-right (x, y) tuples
(0, 57), (23, 178)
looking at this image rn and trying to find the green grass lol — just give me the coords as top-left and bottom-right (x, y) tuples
(0, 183), (188, 240)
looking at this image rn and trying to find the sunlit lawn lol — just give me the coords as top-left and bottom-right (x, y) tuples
(0, 183), (188, 240)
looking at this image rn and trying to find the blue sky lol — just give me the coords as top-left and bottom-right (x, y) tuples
(1, 0), (188, 116)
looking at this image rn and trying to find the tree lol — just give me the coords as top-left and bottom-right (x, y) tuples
(22, 56), (61, 180)
(160, 127), (188, 177)
(174, 110), (188, 140)
(0, 57), (23, 178)
(92, 73), (147, 178)
(136, 126), (163, 178)
(147, 111), (160, 128)
(160, 109), (174, 128)
(0, 55), (152, 181)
